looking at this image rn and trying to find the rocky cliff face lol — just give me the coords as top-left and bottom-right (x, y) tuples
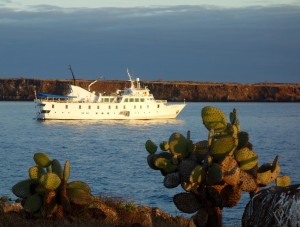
(0, 78), (299, 102)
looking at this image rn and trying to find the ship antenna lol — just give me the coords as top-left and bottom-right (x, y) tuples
(127, 68), (134, 88)
(69, 65), (76, 85)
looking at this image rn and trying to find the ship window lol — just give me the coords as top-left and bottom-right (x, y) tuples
(123, 105), (126, 109)
(52, 104), (55, 108)
(134, 106), (136, 109)
(104, 98), (109, 102)
(88, 105), (91, 109)
(115, 105), (118, 109)
(110, 98), (114, 102)
(140, 105), (142, 109)
(141, 98), (145, 102)
(109, 105), (111, 109)
(157, 104), (160, 108)
(129, 98), (134, 102)
(97, 106), (99, 109)
(147, 105), (149, 109)
(65, 105), (68, 109)
(79, 105), (81, 109)
(124, 98), (128, 102)
(135, 98), (139, 102)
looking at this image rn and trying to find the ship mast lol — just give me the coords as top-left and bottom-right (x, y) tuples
(69, 65), (76, 85)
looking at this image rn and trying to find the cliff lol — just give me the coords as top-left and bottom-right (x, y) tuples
(0, 78), (299, 102)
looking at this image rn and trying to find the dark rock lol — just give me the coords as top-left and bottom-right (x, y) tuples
(242, 184), (300, 227)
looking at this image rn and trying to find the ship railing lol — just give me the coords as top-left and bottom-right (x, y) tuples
(156, 100), (167, 103)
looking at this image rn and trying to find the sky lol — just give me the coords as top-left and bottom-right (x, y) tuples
(0, 1), (299, 83)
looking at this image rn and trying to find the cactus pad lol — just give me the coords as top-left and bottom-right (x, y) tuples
(168, 132), (188, 159)
(220, 185), (242, 208)
(275, 175), (291, 187)
(67, 181), (91, 194)
(207, 163), (223, 185)
(147, 154), (159, 170)
(210, 136), (238, 161)
(234, 147), (258, 171)
(29, 166), (46, 180)
(173, 192), (202, 214)
(12, 179), (35, 198)
(159, 141), (169, 151)
(145, 140), (158, 154)
(201, 106), (227, 133)
(154, 157), (177, 174)
(191, 140), (208, 162)
(34, 152), (51, 168)
(257, 159), (280, 186)
(52, 159), (63, 179)
(237, 131), (249, 149)
(220, 156), (240, 186)
(63, 160), (70, 182)
(164, 172), (181, 188)
(179, 159), (198, 183)
(24, 194), (43, 213)
(189, 165), (206, 185)
(239, 170), (259, 193)
(67, 188), (93, 205)
(39, 172), (61, 190)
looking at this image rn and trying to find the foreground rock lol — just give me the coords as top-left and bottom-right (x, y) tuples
(0, 196), (191, 227)
(242, 184), (300, 227)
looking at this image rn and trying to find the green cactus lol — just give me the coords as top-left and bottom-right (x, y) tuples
(63, 160), (70, 182)
(154, 156), (177, 174)
(145, 139), (158, 154)
(210, 136), (238, 162)
(159, 141), (169, 151)
(237, 131), (249, 149)
(144, 106), (290, 227)
(275, 175), (291, 187)
(67, 181), (91, 194)
(257, 156), (280, 186)
(34, 152), (52, 168)
(67, 188), (93, 205)
(168, 132), (189, 159)
(146, 154), (160, 170)
(12, 152), (93, 218)
(191, 140), (208, 162)
(39, 172), (62, 190)
(164, 172), (181, 188)
(12, 179), (36, 198)
(189, 165), (206, 185)
(219, 155), (240, 186)
(207, 163), (223, 185)
(234, 147), (258, 171)
(24, 194), (43, 213)
(52, 159), (63, 179)
(29, 166), (46, 180)
(201, 106), (227, 133)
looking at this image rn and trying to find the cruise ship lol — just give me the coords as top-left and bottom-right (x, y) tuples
(35, 71), (186, 120)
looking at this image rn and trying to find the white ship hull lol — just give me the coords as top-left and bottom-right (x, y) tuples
(35, 101), (186, 120)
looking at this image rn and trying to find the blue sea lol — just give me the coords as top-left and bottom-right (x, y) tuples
(0, 102), (299, 224)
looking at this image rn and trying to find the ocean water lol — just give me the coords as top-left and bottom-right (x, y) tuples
(0, 101), (299, 224)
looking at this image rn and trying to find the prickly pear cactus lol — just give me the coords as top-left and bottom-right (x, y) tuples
(145, 106), (291, 227)
(12, 152), (94, 218)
